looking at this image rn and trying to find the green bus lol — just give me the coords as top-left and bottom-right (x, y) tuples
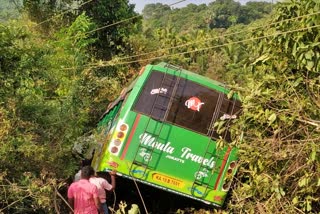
(91, 62), (241, 207)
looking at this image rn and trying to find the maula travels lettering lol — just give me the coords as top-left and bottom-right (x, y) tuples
(139, 133), (216, 169)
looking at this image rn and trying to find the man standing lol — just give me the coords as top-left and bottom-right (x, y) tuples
(89, 171), (116, 214)
(68, 166), (101, 214)
(74, 159), (91, 182)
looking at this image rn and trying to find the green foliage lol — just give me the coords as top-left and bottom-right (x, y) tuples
(228, 0), (320, 213)
(208, 0), (241, 29)
(164, 4), (209, 33)
(142, 1), (273, 33)
(142, 3), (209, 33)
(0, 14), (102, 213)
(238, 2), (273, 25)
(23, 0), (77, 34)
(142, 3), (171, 20)
(0, 4), (139, 209)
(136, 0), (316, 212)
(1, 0), (319, 212)
(132, 1), (273, 84)
(109, 201), (141, 214)
(79, 0), (142, 59)
(0, 0), (22, 22)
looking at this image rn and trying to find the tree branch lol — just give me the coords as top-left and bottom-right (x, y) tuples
(296, 118), (320, 128)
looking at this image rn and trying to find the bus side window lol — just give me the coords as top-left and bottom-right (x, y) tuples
(98, 101), (123, 136)
(133, 71), (176, 120)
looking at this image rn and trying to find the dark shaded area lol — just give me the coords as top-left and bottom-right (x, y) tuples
(108, 176), (215, 214)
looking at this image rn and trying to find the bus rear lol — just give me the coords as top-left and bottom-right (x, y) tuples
(92, 62), (241, 206)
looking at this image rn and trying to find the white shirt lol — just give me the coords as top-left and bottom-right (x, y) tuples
(89, 177), (113, 203)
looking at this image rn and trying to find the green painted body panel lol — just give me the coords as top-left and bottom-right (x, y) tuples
(92, 63), (240, 207)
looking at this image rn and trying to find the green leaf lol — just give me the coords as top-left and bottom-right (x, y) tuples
(306, 200), (312, 212)
(310, 145), (316, 161)
(227, 90), (234, 99)
(293, 77), (303, 87)
(305, 50), (314, 60)
(292, 42), (297, 57)
(268, 113), (277, 125)
(252, 54), (270, 65)
(292, 197), (299, 205)
(298, 177), (308, 187)
(306, 60), (314, 71)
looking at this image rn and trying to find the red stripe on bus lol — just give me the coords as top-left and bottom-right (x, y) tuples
(214, 147), (232, 190)
(120, 114), (141, 160)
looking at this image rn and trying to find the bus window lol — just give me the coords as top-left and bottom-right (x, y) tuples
(99, 88), (132, 134)
(167, 78), (219, 135)
(98, 101), (123, 136)
(134, 71), (177, 120)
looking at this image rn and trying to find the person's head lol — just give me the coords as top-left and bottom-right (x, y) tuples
(81, 166), (95, 179)
(81, 159), (91, 167)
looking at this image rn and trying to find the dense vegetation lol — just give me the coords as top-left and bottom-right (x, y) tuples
(142, 0), (272, 31)
(0, 0), (319, 213)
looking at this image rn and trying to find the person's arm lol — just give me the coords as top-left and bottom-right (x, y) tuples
(109, 170), (116, 191)
(92, 185), (102, 212)
(68, 198), (74, 211)
(93, 196), (102, 213)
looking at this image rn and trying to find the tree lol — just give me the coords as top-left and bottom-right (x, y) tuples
(23, 0), (76, 33)
(208, 0), (241, 29)
(79, 0), (142, 60)
(0, 0), (22, 21)
(238, 1), (273, 24)
(142, 3), (171, 20)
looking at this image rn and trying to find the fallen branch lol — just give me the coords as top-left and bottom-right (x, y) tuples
(54, 185), (73, 213)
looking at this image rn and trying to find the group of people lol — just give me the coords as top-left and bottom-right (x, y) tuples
(68, 165), (116, 214)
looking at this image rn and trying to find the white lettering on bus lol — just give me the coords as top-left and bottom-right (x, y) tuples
(150, 88), (167, 95)
(139, 133), (174, 154)
(165, 155), (185, 163)
(220, 113), (237, 120)
(139, 133), (216, 168)
(181, 147), (215, 168)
